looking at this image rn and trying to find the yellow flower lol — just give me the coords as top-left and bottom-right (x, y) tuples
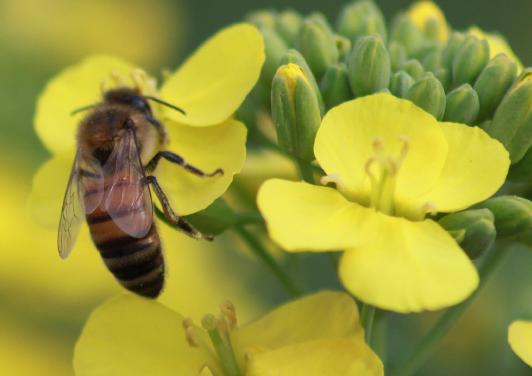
(29, 23), (265, 228)
(406, 1), (449, 42)
(258, 93), (510, 313)
(508, 320), (532, 367)
(73, 291), (383, 375)
(468, 26), (524, 71)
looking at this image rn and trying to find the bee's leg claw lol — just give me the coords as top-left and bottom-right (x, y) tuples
(145, 175), (214, 241)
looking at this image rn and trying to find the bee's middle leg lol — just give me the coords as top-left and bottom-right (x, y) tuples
(144, 175), (213, 241)
(145, 151), (223, 177)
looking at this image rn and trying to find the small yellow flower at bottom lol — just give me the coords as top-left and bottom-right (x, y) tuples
(508, 320), (532, 367)
(258, 93), (510, 313)
(73, 291), (383, 376)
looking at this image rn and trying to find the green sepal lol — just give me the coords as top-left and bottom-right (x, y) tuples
(336, 0), (387, 44)
(475, 196), (532, 238)
(347, 35), (391, 97)
(439, 209), (496, 259)
(452, 35), (490, 86)
(298, 19), (339, 79)
(406, 72), (446, 120)
(390, 13), (425, 55)
(484, 68), (532, 163)
(474, 53), (518, 121)
(281, 49), (325, 114)
(401, 59), (425, 80)
(443, 84), (480, 125)
(275, 9), (303, 46)
(321, 63), (353, 109)
(390, 70), (415, 98)
(388, 41), (407, 72)
(441, 32), (466, 70)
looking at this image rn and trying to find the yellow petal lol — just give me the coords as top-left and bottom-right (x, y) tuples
(257, 179), (380, 251)
(314, 94), (448, 206)
(246, 337), (383, 376)
(407, 1), (449, 42)
(339, 217), (479, 313)
(508, 320), (532, 367)
(156, 118), (246, 215)
(74, 295), (213, 376)
(159, 23), (265, 126)
(27, 154), (75, 228)
(416, 123), (509, 213)
(35, 55), (139, 154)
(233, 291), (363, 358)
(468, 26), (524, 71)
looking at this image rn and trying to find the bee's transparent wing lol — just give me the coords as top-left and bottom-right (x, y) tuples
(103, 128), (153, 238)
(57, 153), (104, 259)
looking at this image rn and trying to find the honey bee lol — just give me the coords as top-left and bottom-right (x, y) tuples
(58, 87), (223, 298)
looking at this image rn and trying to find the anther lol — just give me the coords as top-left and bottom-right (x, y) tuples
(182, 318), (199, 347)
(220, 300), (237, 330)
(201, 314), (218, 331)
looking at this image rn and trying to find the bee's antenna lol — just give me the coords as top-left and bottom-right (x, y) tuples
(70, 104), (99, 116)
(144, 96), (186, 115)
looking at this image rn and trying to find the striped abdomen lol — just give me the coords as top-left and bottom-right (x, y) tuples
(86, 206), (165, 298)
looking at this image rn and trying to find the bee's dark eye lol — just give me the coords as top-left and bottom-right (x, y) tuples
(126, 96), (151, 114)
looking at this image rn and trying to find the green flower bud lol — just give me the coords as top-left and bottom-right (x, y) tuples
(474, 53), (518, 121)
(347, 35), (391, 97)
(390, 13), (425, 55)
(258, 26), (288, 86)
(441, 32), (466, 69)
(185, 199), (237, 235)
(336, 0), (387, 43)
(281, 49), (325, 115)
(406, 72), (446, 120)
(439, 209), (496, 259)
(390, 70), (415, 98)
(307, 12), (335, 35)
(321, 63), (353, 109)
(335, 35), (352, 61)
(476, 196), (532, 238)
(435, 67), (450, 91)
(484, 69), (532, 163)
(421, 47), (443, 73)
(444, 84), (480, 124)
(452, 35), (490, 86)
(388, 41), (407, 72)
(271, 64), (322, 162)
(298, 19), (339, 79)
(508, 147), (532, 184)
(246, 9), (277, 29)
(402, 59), (425, 80)
(275, 9), (303, 46)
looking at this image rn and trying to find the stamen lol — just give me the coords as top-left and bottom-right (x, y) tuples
(422, 201), (438, 215)
(220, 300), (237, 330)
(182, 318), (199, 347)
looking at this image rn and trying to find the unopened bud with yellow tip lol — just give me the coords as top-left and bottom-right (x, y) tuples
(271, 63), (322, 162)
(405, 1), (449, 42)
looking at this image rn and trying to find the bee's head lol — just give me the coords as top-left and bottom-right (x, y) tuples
(103, 88), (153, 116)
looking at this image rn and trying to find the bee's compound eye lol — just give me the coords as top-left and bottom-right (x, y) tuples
(129, 96), (151, 113)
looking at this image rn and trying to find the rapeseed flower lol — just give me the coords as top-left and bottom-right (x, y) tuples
(508, 320), (532, 367)
(258, 93), (510, 313)
(29, 23), (264, 227)
(74, 291), (383, 375)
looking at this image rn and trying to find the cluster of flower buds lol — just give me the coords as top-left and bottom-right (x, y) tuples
(246, 0), (531, 257)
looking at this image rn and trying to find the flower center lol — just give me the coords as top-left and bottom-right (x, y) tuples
(364, 136), (409, 215)
(183, 301), (242, 376)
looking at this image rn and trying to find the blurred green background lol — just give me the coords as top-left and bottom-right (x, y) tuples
(0, 0), (530, 375)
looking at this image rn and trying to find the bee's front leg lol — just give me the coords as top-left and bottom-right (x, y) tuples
(145, 151), (223, 177)
(144, 175), (213, 241)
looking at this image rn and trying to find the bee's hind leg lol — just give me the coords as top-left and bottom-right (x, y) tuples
(144, 175), (213, 241)
(145, 151), (223, 177)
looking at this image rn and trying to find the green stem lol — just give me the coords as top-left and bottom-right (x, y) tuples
(235, 226), (301, 297)
(371, 311), (388, 368)
(392, 246), (507, 376)
(235, 211), (265, 226)
(206, 328), (241, 376)
(296, 159), (315, 183)
(360, 304), (377, 343)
